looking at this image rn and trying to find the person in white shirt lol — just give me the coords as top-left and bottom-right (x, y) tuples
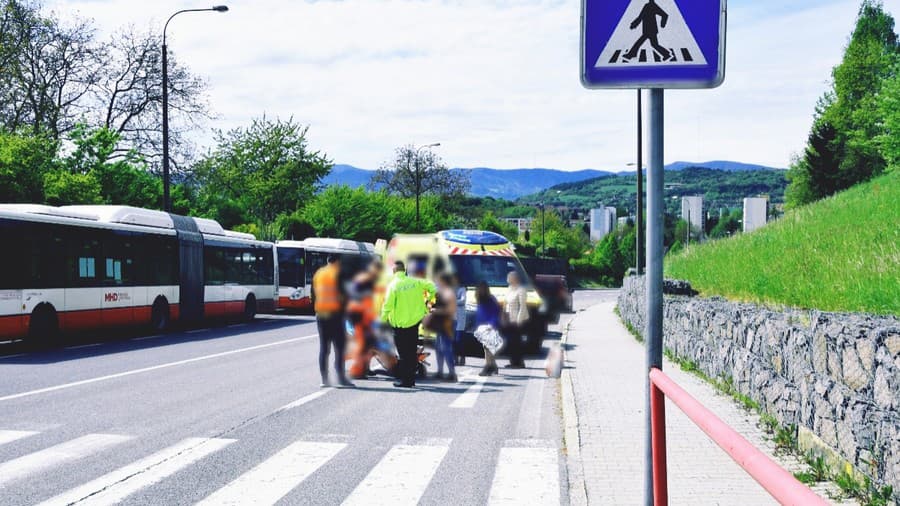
(503, 271), (529, 369)
(454, 276), (467, 365)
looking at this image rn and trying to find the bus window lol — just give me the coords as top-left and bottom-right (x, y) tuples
(277, 247), (303, 288)
(205, 248), (225, 285)
(68, 235), (101, 287)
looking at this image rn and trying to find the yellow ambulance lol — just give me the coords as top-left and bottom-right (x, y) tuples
(376, 230), (549, 354)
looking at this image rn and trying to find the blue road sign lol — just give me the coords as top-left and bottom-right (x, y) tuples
(581, 0), (726, 89)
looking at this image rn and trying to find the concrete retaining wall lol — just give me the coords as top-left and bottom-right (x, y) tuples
(618, 275), (900, 492)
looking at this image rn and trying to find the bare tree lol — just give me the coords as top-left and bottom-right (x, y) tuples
(0, 1), (102, 137)
(370, 144), (470, 229)
(93, 26), (211, 174)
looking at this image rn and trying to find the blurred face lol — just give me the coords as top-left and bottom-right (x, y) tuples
(507, 272), (520, 287)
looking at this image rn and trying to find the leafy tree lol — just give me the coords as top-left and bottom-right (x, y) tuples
(195, 116), (331, 224)
(877, 55), (900, 171)
(787, 0), (899, 206)
(301, 185), (453, 242)
(42, 170), (102, 205)
(478, 211), (520, 241)
(371, 145), (470, 230)
(709, 210), (742, 239)
(0, 130), (57, 202)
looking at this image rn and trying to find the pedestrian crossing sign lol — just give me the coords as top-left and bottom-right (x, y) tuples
(581, 0), (726, 89)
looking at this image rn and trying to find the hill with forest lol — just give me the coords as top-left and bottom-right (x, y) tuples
(519, 166), (789, 214)
(323, 162), (782, 201)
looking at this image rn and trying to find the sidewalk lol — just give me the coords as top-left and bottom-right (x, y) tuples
(561, 300), (838, 505)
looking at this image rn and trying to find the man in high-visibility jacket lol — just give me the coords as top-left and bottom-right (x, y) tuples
(381, 260), (436, 388)
(312, 255), (353, 388)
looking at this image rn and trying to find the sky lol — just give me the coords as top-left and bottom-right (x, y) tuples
(45, 0), (900, 171)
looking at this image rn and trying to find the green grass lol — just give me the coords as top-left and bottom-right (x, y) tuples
(666, 171), (900, 315)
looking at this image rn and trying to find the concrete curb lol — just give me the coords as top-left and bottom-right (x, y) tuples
(560, 315), (588, 506)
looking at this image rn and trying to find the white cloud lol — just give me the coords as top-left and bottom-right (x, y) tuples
(45, 0), (900, 170)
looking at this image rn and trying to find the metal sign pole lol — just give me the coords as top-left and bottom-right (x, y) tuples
(636, 89), (643, 274)
(644, 87), (665, 505)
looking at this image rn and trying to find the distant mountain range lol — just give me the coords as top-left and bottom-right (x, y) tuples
(323, 161), (783, 200)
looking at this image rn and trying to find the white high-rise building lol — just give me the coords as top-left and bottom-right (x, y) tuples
(590, 206), (618, 242)
(681, 196), (704, 237)
(743, 197), (768, 233)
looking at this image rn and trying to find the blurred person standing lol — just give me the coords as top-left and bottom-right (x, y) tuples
(312, 255), (353, 388)
(454, 277), (467, 366)
(503, 271), (528, 369)
(347, 259), (383, 380)
(380, 261), (436, 388)
(475, 281), (501, 376)
(431, 273), (458, 382)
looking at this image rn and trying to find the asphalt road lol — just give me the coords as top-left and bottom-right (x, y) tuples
(0, 290), (613, 506)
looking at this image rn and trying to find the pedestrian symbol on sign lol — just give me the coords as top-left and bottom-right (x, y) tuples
(595, 0), (707, 68)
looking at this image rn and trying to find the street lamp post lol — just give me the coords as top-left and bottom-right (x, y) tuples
(413, 142), (440, 231)
(162, 5), (229, 213)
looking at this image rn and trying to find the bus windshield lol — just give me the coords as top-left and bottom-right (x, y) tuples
(449, 255), (529, 288)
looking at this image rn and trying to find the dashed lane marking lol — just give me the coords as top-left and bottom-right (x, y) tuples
(449, 374), (488, 408)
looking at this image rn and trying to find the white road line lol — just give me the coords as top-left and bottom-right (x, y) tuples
(275, 389), (331, 413)
(0, 335), (317, 403)
(0, 434), (132, 488)
(341, 443), (449, 506)
(488, 446), (560, 506)
(39, 437), (236, 506)
(197, 440), (346, 505)
(0, 429), (38, 446)
(449, 375), (488, 408)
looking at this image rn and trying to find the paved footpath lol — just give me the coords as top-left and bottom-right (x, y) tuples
(561, 295), (848, 505)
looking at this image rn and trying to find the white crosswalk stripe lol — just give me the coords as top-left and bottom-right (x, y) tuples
(341, 440), (450, 506)
(0, 430), (38, 447)
(38, 437), (235, 506)
(196, 440), (346, 506)
(0, 434), (132, 488)
(488, 444), (560, 505)
(0, 427), (562, 504)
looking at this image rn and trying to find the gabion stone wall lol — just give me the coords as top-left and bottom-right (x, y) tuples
(618, 275), (900, 493)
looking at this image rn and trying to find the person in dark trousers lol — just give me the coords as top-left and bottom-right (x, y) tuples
(502, 271), (529, 369)
(312, 255), (353, 388)
(624, 0), (672, 61)
(380, 261), (436, 388)
(454, 276), (467, 366)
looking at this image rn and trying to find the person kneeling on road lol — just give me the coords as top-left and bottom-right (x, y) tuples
(380, 261), (436, 388)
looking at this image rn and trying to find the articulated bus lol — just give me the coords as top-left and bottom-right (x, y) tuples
(276, 238), (375, 311)
(0, 205), (277, 343)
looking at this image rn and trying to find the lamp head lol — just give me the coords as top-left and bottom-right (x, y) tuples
(212, 5), (229, 12)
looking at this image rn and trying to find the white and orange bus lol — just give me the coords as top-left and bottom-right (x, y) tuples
(0, 204), (278, 343)
(276, 238), (375, 312)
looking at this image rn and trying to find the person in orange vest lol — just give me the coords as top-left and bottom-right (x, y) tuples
(312, 255), (353, 388)
(347, 259), (383, 379)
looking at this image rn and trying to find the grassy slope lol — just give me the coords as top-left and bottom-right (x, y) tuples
(665, 171), (900, 315)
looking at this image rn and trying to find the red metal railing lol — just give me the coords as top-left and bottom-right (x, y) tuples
(649, 368), (829, 506)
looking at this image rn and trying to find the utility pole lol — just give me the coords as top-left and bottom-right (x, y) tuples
(636, 89), (644, 274)
(644, 88), (666, 506)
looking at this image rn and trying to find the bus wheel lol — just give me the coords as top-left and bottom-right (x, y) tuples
(243, 295), (257, 322)
(29, 304), (59, 346)
(150, 298), (170, 332)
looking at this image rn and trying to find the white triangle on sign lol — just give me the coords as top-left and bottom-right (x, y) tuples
(595, 0), (707, 68)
